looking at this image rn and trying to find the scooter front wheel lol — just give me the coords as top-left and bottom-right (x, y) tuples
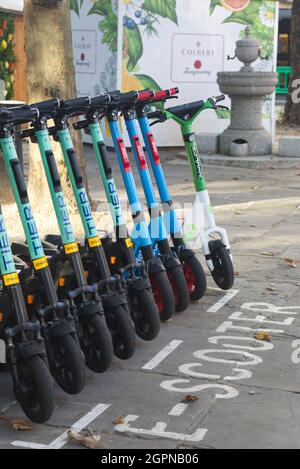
(80, 314), (113, 373)
(130, 289), (160, 341)
(107, 305), (136, 360)
(182, 255), (207, 302)
(209, 240), (234, 290)
(51, 334), (86, 395)
(149, 271), (175, 321)
(16, 356), (55, 424)
(167, 266), (190, 313)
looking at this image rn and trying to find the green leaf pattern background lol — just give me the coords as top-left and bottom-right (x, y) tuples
(69, 0), (276, 111)
(209, 0), (276, 60)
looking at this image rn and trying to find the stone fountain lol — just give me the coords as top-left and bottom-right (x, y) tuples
(217, 26), (278, 156)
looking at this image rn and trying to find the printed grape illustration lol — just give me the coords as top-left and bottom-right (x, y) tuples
(123, 1), (154, 32)
(69, 0), (178, 96)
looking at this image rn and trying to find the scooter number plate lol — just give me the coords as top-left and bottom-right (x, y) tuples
(33, 257), (49, 271)
(3, 272), (20, 286)
(88, 236), (102, 248)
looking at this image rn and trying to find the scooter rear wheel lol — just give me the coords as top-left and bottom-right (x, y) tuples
(209, 240), (234, 290)
(150, 271), (175, 321)
(80, 314), (113, 373)
(130, 289), (160, 341)
(16, 356), (55, 424)
(107, 305), (136, 360)
(182, 255), (207, 302)
(51, 334), (86, 395)
(167, 266), (190, 313)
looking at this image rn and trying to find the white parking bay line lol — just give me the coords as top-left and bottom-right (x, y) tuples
(168, 403), (188, 417)
(11, 403), (111, 450)
(142, 340), (183, 371)
(207, 289), (240, 314)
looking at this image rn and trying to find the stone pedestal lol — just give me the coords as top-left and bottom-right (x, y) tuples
(217, 27), (277, 157)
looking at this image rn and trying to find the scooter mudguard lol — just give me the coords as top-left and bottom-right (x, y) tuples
(102, 289), (128, 309)
(128, 276), (151, 295)
(14, 340), (46, 361)
(173, 246), (198, 262)
(146, 257), (166, 276)
(77, 300), (103, 318)
(46, 318), (76, 339)
(160, 251), (182, 271)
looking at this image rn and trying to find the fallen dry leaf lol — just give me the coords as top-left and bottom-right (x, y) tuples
(266, 286), (277, 292)
(113, 416), (125, 425)
(234, 209), (245, 215)
(261, 252), (274, 257)
(67, 430), (101, 449)
(10, 419), (32, 431)
(255, 333), (272, 342)
(284, 258), (297, 268)
(183, 395), (199, 403)
(234, 272), (240, 276)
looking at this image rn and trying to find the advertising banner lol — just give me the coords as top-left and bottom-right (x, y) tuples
(71, 0), (279, 146)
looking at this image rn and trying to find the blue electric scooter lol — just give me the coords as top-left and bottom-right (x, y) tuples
(103, 91), (175, 321)
(120, 94), (190, 313)
(135, 88), (207, 301)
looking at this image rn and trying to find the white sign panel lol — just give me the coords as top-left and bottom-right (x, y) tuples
(73, 30), (97, 75)
(72, 0), (279, 147)
(172, 34), (225, 84)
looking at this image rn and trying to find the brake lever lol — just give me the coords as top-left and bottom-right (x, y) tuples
(150, 119), (163, 127)
(215, 105), (230, 111)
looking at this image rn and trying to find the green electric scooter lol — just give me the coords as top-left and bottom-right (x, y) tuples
(0, 202), (55, 423)
(0, 105), (86, 397)
(72, 96), (161, 342)
(148, 95), (234, 290)
(18, 99), (115, 372)
(42, 97), (136, 361)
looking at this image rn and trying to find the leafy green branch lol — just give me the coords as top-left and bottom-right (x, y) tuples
(124, 0), (178, 72)
(209, 0), (276, 59)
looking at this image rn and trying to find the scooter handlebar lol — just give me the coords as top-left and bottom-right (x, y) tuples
(136, 88), (179, 105)
(29, 98), (60, 115)
(0, 107), (39, 125)
(59, 96), (92, 115)
(137, 90), (155, 102)
(90, 94), (111, 110)
(110, 90), (139, 105)
(153, 88), (179, 102)
(209, 95), (226, 106)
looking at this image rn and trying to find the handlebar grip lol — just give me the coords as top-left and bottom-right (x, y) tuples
(0, 107), (39, 125)
(214, 95), (225, 104)
(30, 98), (60, 114)
(60, 96), (91, 110)
(110, 90), (139, 104)
(137, 90), (155, 102)
(151, 87), (179, 102)
(120, 91), (139, 102)
(90, 94), (111, 109)
(152, 90), (169, 101)
(169, 87), (179, 96)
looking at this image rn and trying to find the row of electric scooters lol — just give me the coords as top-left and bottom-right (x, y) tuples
(0, 87), (234, 424)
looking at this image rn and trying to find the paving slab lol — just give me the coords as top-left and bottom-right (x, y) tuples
(0, 146), (300, 449)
